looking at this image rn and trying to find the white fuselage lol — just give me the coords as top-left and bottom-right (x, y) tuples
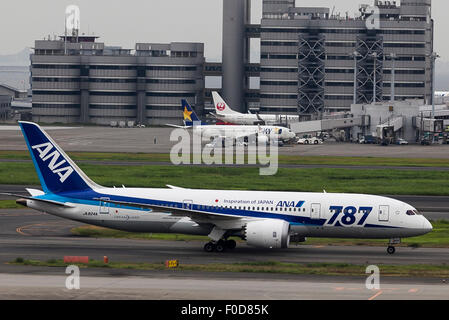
(27, 187), (432, 240)
(193, 125), (296, 142)
(216, 113), (300, 126)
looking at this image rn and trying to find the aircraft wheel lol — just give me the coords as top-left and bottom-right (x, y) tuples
(204, 242), (215, 253)
(225, 240), (237, 250)
(387, 246), (396, 255)
(215, 240), (226, 253)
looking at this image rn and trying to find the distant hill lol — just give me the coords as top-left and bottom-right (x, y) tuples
(0, 48), (31, 89)
(0, 48), (31, 67)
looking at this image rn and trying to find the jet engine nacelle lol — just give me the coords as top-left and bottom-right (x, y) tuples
(245, 219), (290, 249)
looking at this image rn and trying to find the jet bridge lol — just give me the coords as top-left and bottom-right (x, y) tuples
(290, 116), (369, 135)
(376, 116), (404, 140)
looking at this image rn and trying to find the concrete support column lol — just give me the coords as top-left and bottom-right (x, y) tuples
(222, 0), (249, 113)
(136, 61), (147, 125)
(79, 57), (90, 124)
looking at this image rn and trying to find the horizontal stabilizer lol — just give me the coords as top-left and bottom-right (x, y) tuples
(0, 193), (75, 208)
(26, 188), (45, 197)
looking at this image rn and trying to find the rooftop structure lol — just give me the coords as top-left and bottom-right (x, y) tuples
(31, 35), (205, 125)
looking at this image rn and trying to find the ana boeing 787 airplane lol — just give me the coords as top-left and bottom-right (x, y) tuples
(2, 122), (432, 254)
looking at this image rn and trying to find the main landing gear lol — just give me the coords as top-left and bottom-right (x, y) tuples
(204, 239), (237, 253)
(387, 238), (401, 255)
(387, 246), (396, 255)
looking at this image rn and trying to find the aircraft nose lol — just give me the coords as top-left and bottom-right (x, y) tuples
(422, 218), (433, 232)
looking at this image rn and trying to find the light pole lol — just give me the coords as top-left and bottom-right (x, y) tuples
(350, 51), (361, 105)
(390, 53), (397, 103)
(430, 52), (440, 119)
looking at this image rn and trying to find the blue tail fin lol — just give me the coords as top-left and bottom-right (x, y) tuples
(182, 100), (204, 126)
(19, 122), (99, 194)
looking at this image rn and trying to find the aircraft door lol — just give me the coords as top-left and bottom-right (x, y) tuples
(378, 205), (390, 222)
(311, 203), (321, 220)
(183, 200), (194, 210)
(99, 198), (110, 215)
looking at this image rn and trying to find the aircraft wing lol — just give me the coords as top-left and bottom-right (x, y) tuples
(165, 124), (192, 129)
(0, 193), (75, 208)
(255, 113), (266, 125)
(93, 198), (248, 229)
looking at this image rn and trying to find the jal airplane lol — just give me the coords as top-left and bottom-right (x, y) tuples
(2, 122), (432, 254)
(211, 92), (300, 126)
(172, 100), (296, 144)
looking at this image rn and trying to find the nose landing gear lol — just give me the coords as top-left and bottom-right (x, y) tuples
(387, 238), (401, 254)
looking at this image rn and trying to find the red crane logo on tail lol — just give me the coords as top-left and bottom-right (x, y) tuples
(216, 103), (226, 112)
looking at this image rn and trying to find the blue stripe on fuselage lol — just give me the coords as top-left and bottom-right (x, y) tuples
(37, 190), (399, 229)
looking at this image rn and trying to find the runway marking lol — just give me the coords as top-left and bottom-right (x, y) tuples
(368, 290), (383, 300)
(15, 224), (39, 236)
(16, 222), (71, 236)
(408, 288), (419, 293)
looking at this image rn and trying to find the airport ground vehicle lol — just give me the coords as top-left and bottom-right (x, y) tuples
(297, 137), (323, 145)
(396, 138), (409, 145)
(1, 122), (432, 254)
(359, 135), (377, 144)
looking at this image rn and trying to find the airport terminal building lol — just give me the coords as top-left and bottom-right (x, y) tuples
(29, 0), (434, 125)
(31, 37), (204, 125)
(255, 0), (434, 119)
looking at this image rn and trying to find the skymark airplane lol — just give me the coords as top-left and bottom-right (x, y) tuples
(211, 92), (300, 126)
(2, 122), (432, 254)
(173, 100), (296, 145)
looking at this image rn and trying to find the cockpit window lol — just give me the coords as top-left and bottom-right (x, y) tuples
(406, 210), (415, 216)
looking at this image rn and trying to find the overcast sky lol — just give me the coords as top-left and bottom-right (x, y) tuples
(0, 0), (447, 62)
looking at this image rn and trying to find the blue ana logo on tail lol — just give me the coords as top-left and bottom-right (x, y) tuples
(32, 142), (74, 183)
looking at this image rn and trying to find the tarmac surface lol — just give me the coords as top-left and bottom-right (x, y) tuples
(1, 124), (449, 299)
(0, 208), (448, 299)
(2, 124), (449, 157)
(1, 272), (448, 300)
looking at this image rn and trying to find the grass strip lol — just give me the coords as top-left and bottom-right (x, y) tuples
(0, 200), (22, 209)
(2, 151), (449, 168)
(2, 162), (449, 196)
(9, 258), (449, 278)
